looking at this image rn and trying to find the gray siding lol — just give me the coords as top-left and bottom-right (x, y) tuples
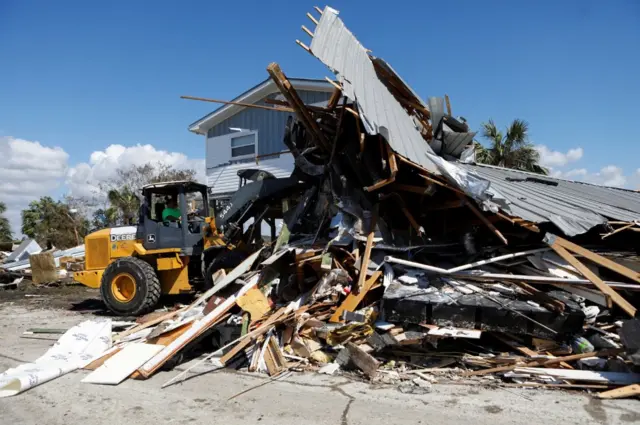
(207, 90), (332, 156)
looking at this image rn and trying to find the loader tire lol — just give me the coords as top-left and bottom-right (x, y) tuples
(100, 257), (161, 316)
(203, 251), (248, 291)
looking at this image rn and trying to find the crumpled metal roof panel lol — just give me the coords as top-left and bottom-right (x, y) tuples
(460, 163), (640, 236)
(309, 7), (440, 175)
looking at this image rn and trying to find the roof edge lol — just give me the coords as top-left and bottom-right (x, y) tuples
(188, 78), (334, 135)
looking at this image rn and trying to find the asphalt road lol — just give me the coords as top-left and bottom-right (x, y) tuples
(1, 302), (639, 425)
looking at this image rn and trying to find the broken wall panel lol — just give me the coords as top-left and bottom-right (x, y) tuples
(382, 282), (585, 338)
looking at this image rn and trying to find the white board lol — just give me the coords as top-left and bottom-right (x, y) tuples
(428, 327), (481, 339)
(82, 343), (163, 385)
(514, 367), (640, 385)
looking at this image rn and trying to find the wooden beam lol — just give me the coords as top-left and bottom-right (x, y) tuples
(602, 222), (636, 238)
(324, 76), (342, 91)
(330, 271), (382, 323)
(463, 348), (623, 377)
(301, 25), (314, 38)
(597, 384), (640, 399)
(510, 280), (565, 313)
(444, 94), (452, 116)
(457, 193), (508, 245)
(345, 107), (360, 118)
(181, 95), (294, 112)
(550, 244), (636, 317)
(219, 308), (287, 365)
(327, 88), (342, 110)
(116, 307), (186, 340)
(492, 333), (537, 357)
(364, 176), (395, 192)
(387, 143), (398, 175)
(356, 210), (377, 292)
(546, 234), (640, 284)
(267, 63), (330, 151)
(314, 6), (323, 15)
(296, 39), (312, 55)
(306, 12), (319, 26)
(346, 342), (380, 379)
(401, 205), (423, 235)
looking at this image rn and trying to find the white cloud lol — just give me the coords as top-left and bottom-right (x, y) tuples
(66, 144), (205, 199)
(552, 165), (631, 188)
(535, 145), (583, 167)
(0, 136), (70, 236)
(0, 137), (204, 237)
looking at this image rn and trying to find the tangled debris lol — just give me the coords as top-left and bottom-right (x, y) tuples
(2, 5), (640, 400)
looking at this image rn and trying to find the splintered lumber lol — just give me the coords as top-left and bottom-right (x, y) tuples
(354, 209), (377, 294)
(346, 342), (380, 379)
(263, 336), (287, 376)
(29, 252), (57, 284)
(330, 271), (383, 323)
(510, 280), (565, 313)
(219, 307), (288, 365)
(492, 333), (537, 357)
(138, 279), (258, 377)
(544, 233), (640, 284)
(457, 194), (508, 245)
(296, 40), (312, 54)
(597, 384), (640, 399)
(514, 367), (640, 385)
(306, 12), (319, 26)
(116, 307), (186, 340)
(301, 25), (314, 38)
(444, 94), (452, 116)
(463, 348), (624, 377)
(180, 95), (294, 112)
(83, 347), (122, 371)
(550, 244), (636, 317)
(267, 63), (329, 150)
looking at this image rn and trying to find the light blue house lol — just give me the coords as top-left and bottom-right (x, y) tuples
(188, 77), (334, 201)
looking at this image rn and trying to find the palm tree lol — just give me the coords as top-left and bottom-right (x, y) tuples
(107, 188), (140, 225)
(475, 119), (547, 175)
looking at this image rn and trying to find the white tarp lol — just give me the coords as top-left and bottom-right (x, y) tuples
(0, 319), (112, 397)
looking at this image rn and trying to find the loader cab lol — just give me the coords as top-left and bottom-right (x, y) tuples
(138, 181), (209, 255)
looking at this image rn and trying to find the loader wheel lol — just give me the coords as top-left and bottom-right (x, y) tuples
(100, 257), (161, 316)
(203, 251), (248, 290)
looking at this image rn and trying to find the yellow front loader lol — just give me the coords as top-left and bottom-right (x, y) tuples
(74, 177), (305, 315)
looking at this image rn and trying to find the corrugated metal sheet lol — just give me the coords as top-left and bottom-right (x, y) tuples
(206, 155), (294, 197)
(441, 128), (475, 157)
(309, 7), (440, 175)
(460, 163), (640, 236)
(207, 90), (332, 155)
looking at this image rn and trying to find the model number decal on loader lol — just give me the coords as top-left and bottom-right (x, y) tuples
(110, 233), (136, 242)
(219, 203), (233, 218)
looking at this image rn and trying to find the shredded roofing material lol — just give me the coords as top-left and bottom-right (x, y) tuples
(309, 7), (440, 175)
(309, 7), (495, 201)
(460, 162), (640, 236)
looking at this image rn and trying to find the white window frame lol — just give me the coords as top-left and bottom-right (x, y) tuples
(229, 130), (258, 160)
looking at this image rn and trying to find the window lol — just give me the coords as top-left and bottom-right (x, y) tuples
(231, 133), (256, 158)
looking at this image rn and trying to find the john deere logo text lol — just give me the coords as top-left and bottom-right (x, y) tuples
(110, 234), (136, 242)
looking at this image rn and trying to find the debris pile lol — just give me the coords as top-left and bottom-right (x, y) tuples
(2, 5), (640, 400)
(1, 239), (85, 287)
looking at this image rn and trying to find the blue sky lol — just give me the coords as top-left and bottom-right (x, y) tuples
(1, 0), (639, 231)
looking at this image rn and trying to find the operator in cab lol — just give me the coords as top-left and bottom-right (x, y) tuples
(162, 196), (181, 222)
